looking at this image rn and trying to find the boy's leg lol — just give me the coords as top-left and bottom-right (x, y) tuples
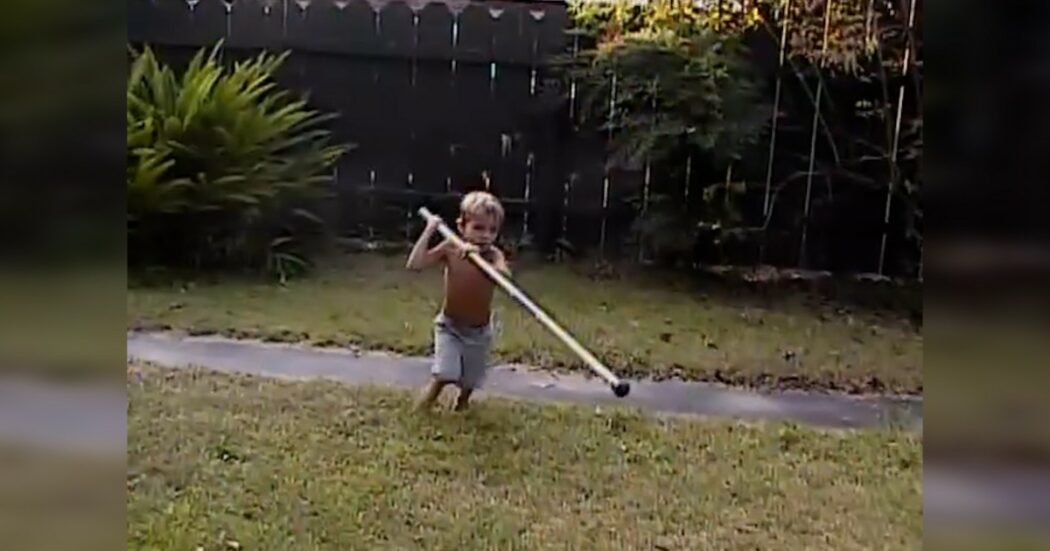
(453, 387), (473, 411)
(416, 378), (448, 411)
(455, 327), (493, 411)
(422, 316), (462, 411)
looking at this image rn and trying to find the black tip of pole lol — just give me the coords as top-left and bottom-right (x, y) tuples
(612, 381), (630, 398)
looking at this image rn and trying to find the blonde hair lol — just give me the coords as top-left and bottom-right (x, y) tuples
(459, 191), (504, 226)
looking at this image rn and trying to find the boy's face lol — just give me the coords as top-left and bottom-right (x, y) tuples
(458, 213), (499, 247)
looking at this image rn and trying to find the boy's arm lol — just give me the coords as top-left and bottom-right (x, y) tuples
(489, 246), (511, 277)
(406, 222), (448, 271)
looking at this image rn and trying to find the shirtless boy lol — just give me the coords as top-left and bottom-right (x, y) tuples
(405, 191), (510, 411)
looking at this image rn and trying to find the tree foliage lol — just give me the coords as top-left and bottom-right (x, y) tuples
(560, 0), (771, 168)
(561, 0), (922, 273)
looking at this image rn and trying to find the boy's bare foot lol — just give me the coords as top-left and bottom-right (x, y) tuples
(415, 379), (446, 412)
(453, 388), (473, 411)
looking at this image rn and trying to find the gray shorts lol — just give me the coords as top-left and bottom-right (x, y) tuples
(431, 312), (493, 390)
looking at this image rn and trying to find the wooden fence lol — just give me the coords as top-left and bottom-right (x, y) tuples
(128, 0), (921, 276)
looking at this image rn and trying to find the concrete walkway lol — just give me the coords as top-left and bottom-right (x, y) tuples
(125, 333), (1050, 531)
(127, 330), (922, 431)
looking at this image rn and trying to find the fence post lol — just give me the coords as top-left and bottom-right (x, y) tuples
(558, 174), (573, 262)
(760, 0), (792, 265)
(599, 69), (618, 259)
(638, 77), (658, 263)
(683, 152), (693, 206)
(367, 169), (376, 239)
(522, 153), (534, 238)
(877, 0), (918, 275)
(799, 0), (835, 268)
(555, 16), (579, 260)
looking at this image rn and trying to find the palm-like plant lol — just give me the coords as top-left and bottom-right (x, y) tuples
(127, 41), (346, 278)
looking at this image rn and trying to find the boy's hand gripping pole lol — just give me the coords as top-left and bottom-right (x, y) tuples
(418, 207), (630, 398)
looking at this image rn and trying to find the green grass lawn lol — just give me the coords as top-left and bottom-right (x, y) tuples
(127, 254), (922, 395)
(127, 365), (922, 549)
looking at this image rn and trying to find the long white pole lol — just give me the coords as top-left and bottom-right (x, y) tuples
(418, 207), (630, 397)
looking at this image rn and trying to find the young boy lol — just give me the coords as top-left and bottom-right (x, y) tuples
(405, 191), (510, 411)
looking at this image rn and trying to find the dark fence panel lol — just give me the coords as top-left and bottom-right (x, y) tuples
(227, 0), (284, 49)
(128, 0), (920, 276)
(416, 3), (453, 61)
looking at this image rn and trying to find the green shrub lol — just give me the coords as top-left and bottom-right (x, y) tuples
(559, 1), (769, 263)
(127, 42), (346, 280)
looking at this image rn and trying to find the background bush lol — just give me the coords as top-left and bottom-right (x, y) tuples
(558, 0), (771, 266)
(560, 0), (922, 273)
(127, 42), (347, 280)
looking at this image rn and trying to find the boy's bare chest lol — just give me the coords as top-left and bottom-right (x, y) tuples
(441, 257), (496, 325)
(445, 256), (495, 290)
